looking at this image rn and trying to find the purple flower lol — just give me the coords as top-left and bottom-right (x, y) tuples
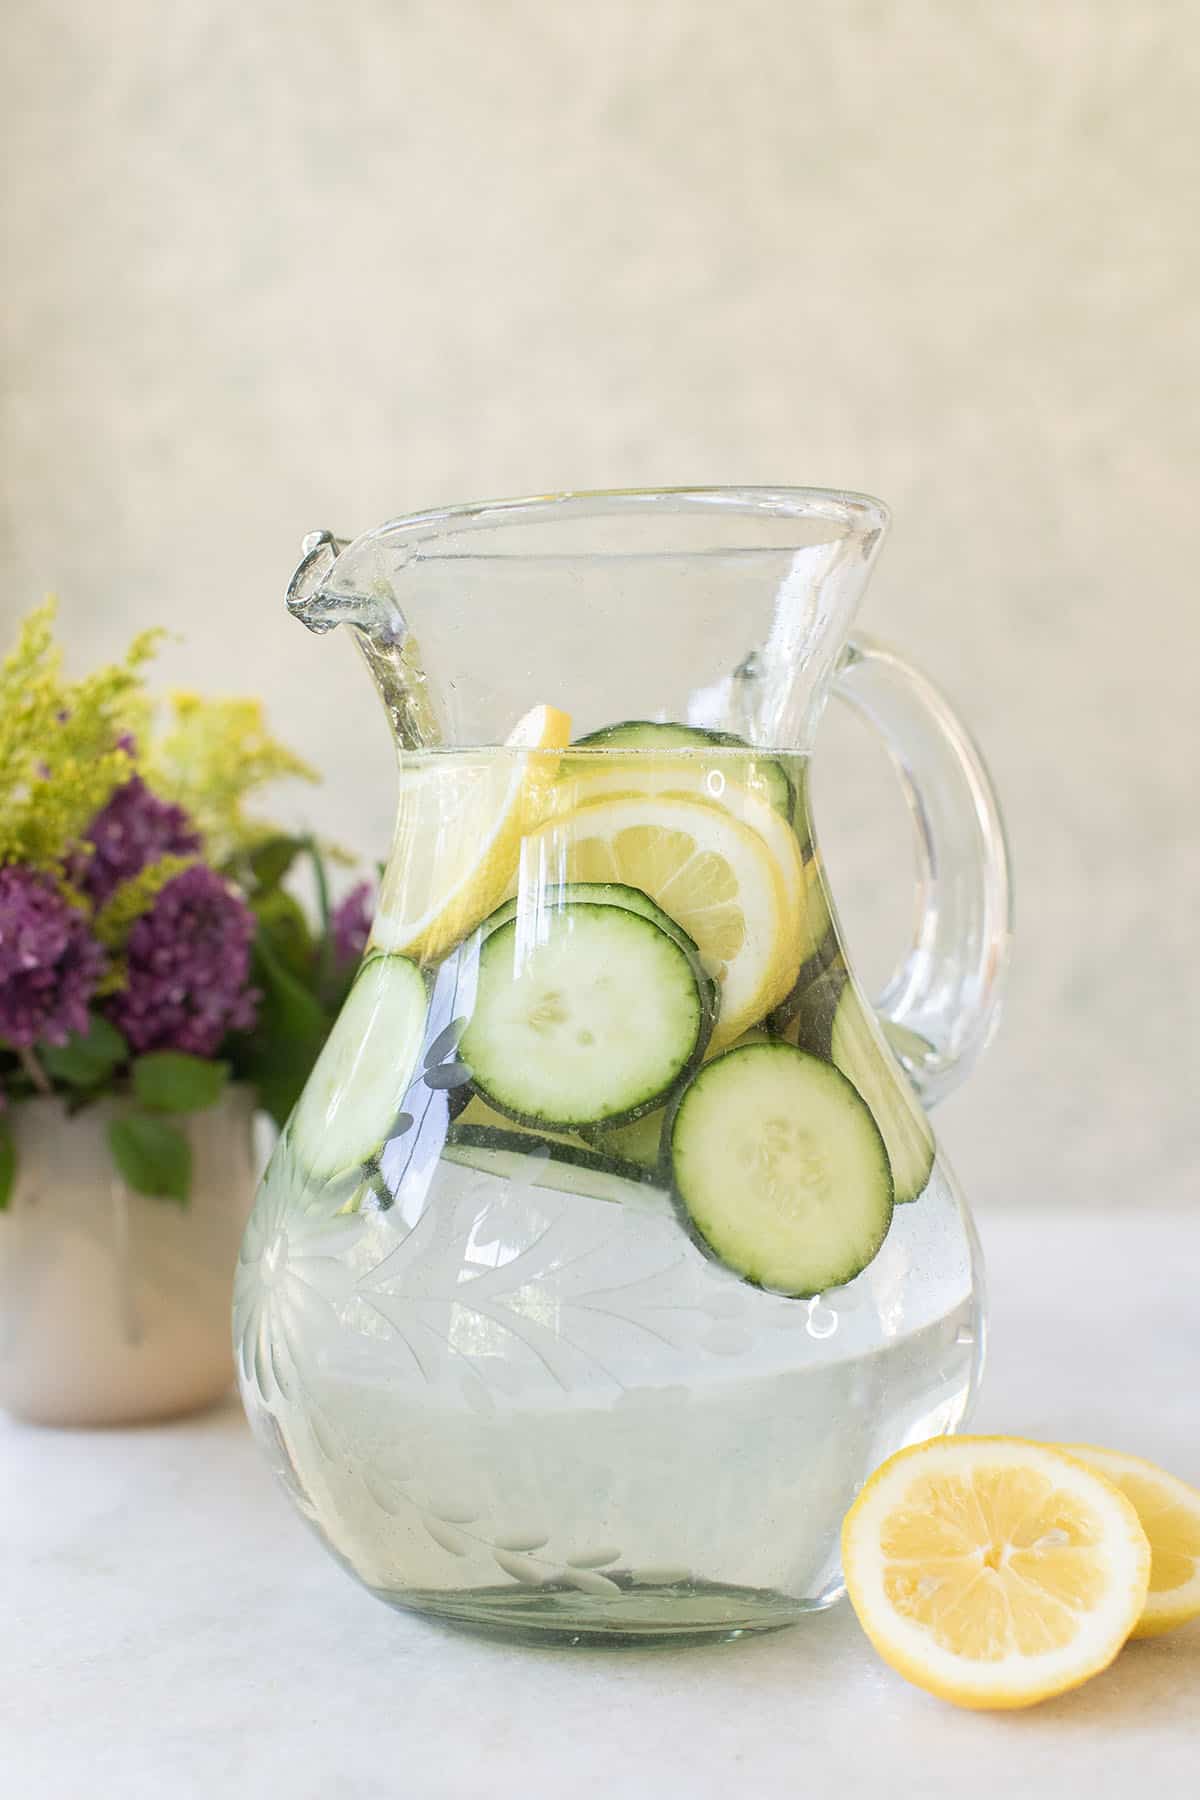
(0, 867), (106, 1049)
(331, 881), (373, 968)
(104, 866), (259, 1056)
(76, 774), (202, 906)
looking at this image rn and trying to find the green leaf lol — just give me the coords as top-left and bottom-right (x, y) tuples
(228, 926), (330, 1127)
(107, 1114), (191, 1203)
(246, 834), (304, 893)
(39, 1013), (128, 1088)
(0, 1125), (15, 1210)
(132, 1052), (229, 1113)
(252, 887), (315, 980)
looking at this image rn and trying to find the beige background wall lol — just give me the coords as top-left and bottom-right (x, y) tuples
(3, 1), (1197, 1210)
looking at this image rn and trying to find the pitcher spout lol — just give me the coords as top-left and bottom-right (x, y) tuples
(287, 530), (376, 634)
(285, 530), (442, 747)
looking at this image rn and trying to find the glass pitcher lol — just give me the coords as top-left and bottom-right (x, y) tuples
(235, 488), (1010, 1647)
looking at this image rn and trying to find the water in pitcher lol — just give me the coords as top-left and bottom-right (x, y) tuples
(236, 739), (981, 1642)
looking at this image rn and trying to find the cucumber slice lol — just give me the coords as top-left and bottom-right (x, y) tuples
(460, 903), (707, 1128)
(830, 987), (935, 1204)
(780, 968), (846, 1060)
(579, 1105), (667, 1172)
(443, 1123), (668, 1210)
(572, 720), (794, 820)
(486, 879), (693, 947)
(797, 865), (833, 965)
(721, 1026), (773, 1050)
(457, 1092), (593, 1152)
(289, 954), (427, 1182)
(668, 1041), (894, 1295)
(480, 881), (718, 1024)
(768, 940), (847, 1058)
(371, 937), (479, 1210)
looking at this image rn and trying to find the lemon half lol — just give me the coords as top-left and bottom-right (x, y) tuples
(842, 1436), (1151, 1710)
(1062, 1444), (1200, 1638)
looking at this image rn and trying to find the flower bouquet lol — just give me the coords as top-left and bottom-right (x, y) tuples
(0, 600), (371, 1206)
(0, 601), (371, 1423)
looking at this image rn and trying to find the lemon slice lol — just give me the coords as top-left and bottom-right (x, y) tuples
(841, 1437), (1151, 1710)
(523, 792), (797, 1048)
(558, 757), (813, 934)
(1062, 1445), (1200, 1638)
(374, 704), (571, 961)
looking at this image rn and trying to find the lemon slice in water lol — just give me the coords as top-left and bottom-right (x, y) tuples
(374, 704), (571, 961)
(523, 791), (797, 1048)
(557, 758), (820, 955)
(841, 1437), (1150, 1710)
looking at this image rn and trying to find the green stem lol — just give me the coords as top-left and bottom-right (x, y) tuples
(252, 925), (288, 986)
(18, 1046), (51, 1095)
(305, 834), (335, 992)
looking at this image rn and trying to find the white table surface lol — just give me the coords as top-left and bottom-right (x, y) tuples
(3, 1208), (1197, 1800)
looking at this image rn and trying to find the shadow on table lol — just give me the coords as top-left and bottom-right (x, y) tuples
(413, 1592), (1200, 1729)
(986, 1624), (1200, 1730)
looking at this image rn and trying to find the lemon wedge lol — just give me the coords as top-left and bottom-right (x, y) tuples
(841, 1437), (1151, 1710)
(523, 791), (797, 1048)
(374, 704), (571, 961)
(1062, 1444), (1200, 1638)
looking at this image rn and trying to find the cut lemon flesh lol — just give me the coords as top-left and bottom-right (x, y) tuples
(373, 704), (571, 961)
(555, 759), (818, 953)
(522, 792), (797, 1048)
(842, 1437), (1151, 1710)
(1062, 1444), (1200, 1638)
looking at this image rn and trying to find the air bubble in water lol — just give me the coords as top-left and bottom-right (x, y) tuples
(806, 1298), (838, 1339)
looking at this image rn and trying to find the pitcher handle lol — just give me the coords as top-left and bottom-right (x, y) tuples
(831, 634), (1013, 1108)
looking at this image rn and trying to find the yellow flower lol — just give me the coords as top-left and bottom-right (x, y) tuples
(144, 692), (319, 865)
(0, 603), (329, 913)
(0, 600), (160, 869)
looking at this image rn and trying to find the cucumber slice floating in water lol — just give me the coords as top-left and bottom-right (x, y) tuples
(487, 878), (695, 947)
(455, 1092), (594, 1153)
(524, 790), (795, 1049)
(289, 953), (427, 1182)
(446, 1093), (669, 1202)
(768, 943), (847, 1059)
(446, 1094), (664, 1206)
(572, 720), (794, 820)
(459, 902), (708, 1130)
(829, 986), (935, 1204)
(443, 1121), (665, 1209)
(668, 1041), (894, 1295)
(482, 880), (718, 1024)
